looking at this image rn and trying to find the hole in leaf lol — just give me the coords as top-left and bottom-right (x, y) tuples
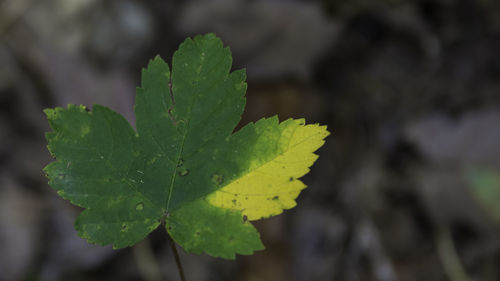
(135, 203), (144, 211)
(178, 169), (189, 176)
(211, 173), (224, 185)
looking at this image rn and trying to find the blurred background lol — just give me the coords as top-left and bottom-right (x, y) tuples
(1, 0), (500, 280)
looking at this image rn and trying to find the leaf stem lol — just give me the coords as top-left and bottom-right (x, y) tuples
(168, 235), (187, 281)
(436, 226), (471, 281)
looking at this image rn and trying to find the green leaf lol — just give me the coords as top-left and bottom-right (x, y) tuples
(466, 167), (500, 223)
(44, 34), (329, 259)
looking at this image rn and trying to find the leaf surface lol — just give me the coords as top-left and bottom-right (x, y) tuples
(466, 167), (500, 223)
(45, 34), (329, 258)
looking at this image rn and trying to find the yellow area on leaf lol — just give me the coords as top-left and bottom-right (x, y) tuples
(206, 119), (329, 220)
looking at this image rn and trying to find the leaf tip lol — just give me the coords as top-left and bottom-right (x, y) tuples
(43, 108), (55, 119)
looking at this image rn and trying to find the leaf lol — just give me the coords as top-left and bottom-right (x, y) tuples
(465, 167), (500, 223)
(44, 34), (329, 259)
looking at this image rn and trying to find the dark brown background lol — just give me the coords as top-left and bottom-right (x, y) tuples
(1, 0), (500, 281)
